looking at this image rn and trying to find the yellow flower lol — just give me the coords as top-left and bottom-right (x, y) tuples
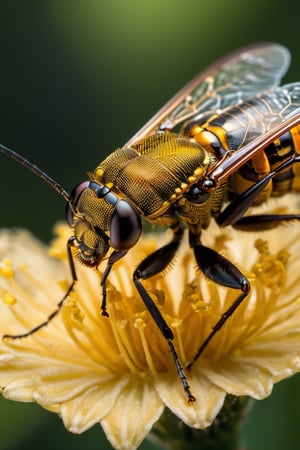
(1, 194), (300, 449)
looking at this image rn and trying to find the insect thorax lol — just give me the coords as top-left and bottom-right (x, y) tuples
(93, 133), (214, 221)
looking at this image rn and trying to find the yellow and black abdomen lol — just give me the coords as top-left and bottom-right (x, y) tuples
(264, 126), (300, 195)
(228, 125), (300, 203)
(183, 87), (300, 205)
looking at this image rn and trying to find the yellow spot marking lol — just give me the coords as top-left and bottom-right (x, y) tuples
(193, 168), (203, 176)
(94, 167), (104, 178)
(188, 176), (197, 184)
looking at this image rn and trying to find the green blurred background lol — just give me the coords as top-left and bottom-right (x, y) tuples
(0, 1), (299, 449)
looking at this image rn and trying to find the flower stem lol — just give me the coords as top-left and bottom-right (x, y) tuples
(148, 395), (253, 450)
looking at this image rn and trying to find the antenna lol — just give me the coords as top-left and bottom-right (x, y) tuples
(0, 143), (71, 204)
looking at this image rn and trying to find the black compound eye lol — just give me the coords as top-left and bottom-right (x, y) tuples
(186, 185), (210, 204)
(66, 181), (89, 226)
(110, 200), (141, 250)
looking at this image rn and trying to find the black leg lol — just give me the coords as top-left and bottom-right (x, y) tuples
(233, 213), (300, 230)
(133, 226), (196, 402)
(187, 231), (250, 369)
(133, 226), (183, 339)
(100, 250), (127, 317)
(3, 236), (78, 339)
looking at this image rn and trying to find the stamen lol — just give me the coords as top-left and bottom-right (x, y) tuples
(0, 258), (14, 278)
(134, 313), (157, 376)
(61, 297), (116, 367)
(170, 318), (187, 364)
(49, 246), (66, 260)
(111, 296), (146, 371)
(253, 239), (289, 289)
(2, 291), (17, 305)
(108, 299), (143, 374)
(57, 280), (70, 291)
(61, 298), (84, 333)
(189, 293), (208, 312)
(117, 321), (146, 371)
(186, 280), (211, 312)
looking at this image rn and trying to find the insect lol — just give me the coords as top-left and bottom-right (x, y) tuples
(1, 43), (300, 403)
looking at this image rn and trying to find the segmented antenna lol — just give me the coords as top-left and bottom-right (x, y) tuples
(0, 143), (71, 204)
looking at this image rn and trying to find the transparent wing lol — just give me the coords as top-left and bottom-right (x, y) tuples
(206, 82), (300, 185)
(240, 82), (300, 140)
(126, 43), (290, 146)
(205, 82), (300, 150)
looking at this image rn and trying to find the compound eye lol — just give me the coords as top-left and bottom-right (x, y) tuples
(110, 200), (141, 250)
(66, 181), (89, 226)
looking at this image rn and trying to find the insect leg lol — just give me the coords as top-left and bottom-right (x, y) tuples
(233, 213), (300, 230)
(3, 236), (78, 339)
(133, 226), (183, 339)
(217, 154), (300, 227)
(100, 250), (127, 317)
(187, 230), (250, 369)
(133, 225), (196, 402)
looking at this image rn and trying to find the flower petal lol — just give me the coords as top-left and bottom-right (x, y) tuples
(60, 374), (134, 433)
(201, 358), (275, 399)
(101, 375), (164, 450)
(155, 369), (226, 428)
(2, 377), (36, 402)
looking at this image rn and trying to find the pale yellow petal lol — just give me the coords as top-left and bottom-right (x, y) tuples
(228, 352), (300, 385)
(201, 358), (275, 399)
(155, 369), (226, 428)
(2, 377), (36, 402)
(34, 371), (109, 405)
(60, 374), (133, 433)
(101, 376), (164, 450)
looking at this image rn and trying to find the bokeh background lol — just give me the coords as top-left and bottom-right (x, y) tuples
(0, 1), (299, 449)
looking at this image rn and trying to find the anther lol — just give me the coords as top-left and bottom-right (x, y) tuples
(0, 259), (14, 278)
(2, 291), (17, 305)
